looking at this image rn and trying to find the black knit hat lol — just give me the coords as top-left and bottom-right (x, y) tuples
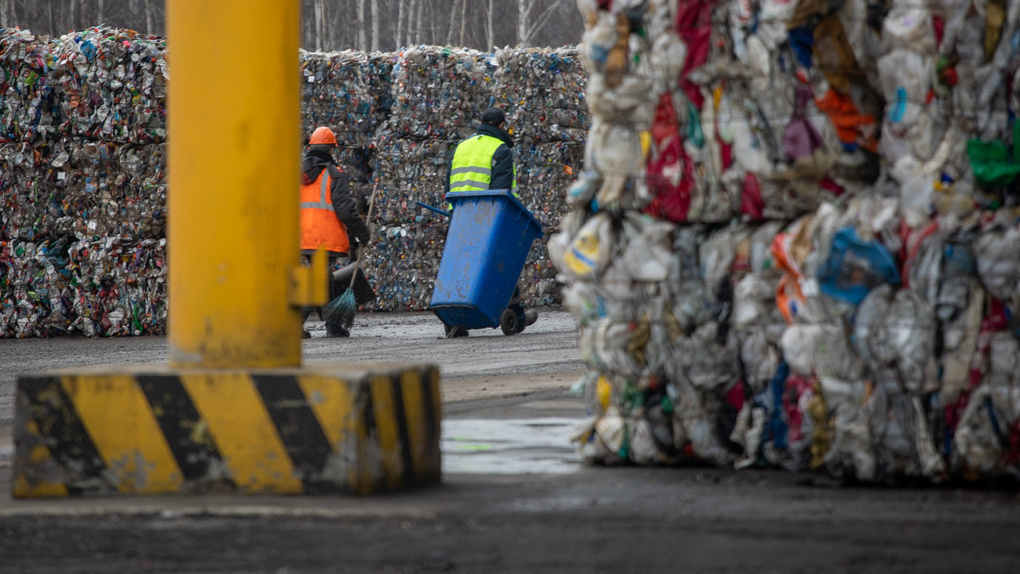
(480, 107), (505, 126)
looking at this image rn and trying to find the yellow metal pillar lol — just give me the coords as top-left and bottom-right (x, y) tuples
(167, 0), (305, 368)
(12, 1), (441, 497)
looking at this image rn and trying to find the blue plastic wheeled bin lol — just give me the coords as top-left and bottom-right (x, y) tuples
(430, 190), (544, 334)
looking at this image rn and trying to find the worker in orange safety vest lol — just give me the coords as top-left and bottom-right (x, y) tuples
(299, 126), (370, 338)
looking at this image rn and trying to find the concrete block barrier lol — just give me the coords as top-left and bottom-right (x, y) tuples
(13, 363), (441, 497)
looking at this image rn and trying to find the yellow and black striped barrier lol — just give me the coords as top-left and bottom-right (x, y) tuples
(13, 363), (441, 497)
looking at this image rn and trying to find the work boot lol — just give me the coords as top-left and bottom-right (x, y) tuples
(524, 309), (538, 326)
(445, 325), (468, 338)
(325, 326), (350, 338)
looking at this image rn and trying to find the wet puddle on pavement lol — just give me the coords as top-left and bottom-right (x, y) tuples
(442, 417), (584, 474)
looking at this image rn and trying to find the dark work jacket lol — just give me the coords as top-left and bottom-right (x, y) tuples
(301, 149), (370, 254)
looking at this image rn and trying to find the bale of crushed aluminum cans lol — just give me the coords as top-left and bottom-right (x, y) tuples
(556, 0), (1020, 484)
(1, 27), (169, 338)
(0, 134), (169, 338)
(0, 29), (58, 142)
(380, 46), (497, 141)
(301, 50), (394, 147)
(49, 28), (167, 144)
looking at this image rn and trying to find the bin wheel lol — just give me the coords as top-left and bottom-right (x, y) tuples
(500, 308), (522, 336)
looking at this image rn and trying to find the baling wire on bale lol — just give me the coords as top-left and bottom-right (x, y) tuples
(324, 179), (378, 330)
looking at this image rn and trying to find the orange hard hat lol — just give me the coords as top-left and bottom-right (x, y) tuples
(309, 126), (337, 145)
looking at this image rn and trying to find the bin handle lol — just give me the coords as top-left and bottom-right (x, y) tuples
(415, 201), (451, 218)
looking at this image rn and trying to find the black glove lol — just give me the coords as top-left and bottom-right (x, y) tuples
(348, 241), (360, 261)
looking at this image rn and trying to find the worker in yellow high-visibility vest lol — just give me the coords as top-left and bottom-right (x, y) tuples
(443, 107), (536, 338)
(447, 107), (519, 205)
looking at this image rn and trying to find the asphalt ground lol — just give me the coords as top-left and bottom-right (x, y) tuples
(1, 311), (1019, 572)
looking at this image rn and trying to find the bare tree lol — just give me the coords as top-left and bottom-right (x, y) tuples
(517, 0), (567, 47)
(128, 0), (142, 30)
(458, 0), (468, 46)
(405, 0), (414, 46)
(0, 0), (14, 28)
(444, 0), (460, 45)
(143, 0), (153, 34)
(428, 0), (442, 45)
(0, 0), (580, 51)
(422, 0), (432, 45)
(313, 0), (325, 51)
(328, 0), (342, 50)
(485, 0), (494, 49)
(356, 0), (366, 51)
(410, 0), (422, 46)
(420, 0), (430, 44)
(391, 0), (399, 48)
(371, 0), (380, 52)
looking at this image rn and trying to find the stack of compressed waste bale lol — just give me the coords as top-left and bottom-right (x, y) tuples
(300, 49), (393, 148)
(0, 28), (590, 335)
(554, 0), (1020, 484)
(1, 26), (168, 338)
(493, 46), (588, 306)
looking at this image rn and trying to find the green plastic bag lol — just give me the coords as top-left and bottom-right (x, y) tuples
(967, 121), (1020, 187)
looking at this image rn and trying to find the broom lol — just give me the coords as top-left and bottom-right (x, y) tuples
(324, 178), (378, 331)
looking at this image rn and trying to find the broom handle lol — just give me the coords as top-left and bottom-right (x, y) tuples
(348, 178), (378, 291)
